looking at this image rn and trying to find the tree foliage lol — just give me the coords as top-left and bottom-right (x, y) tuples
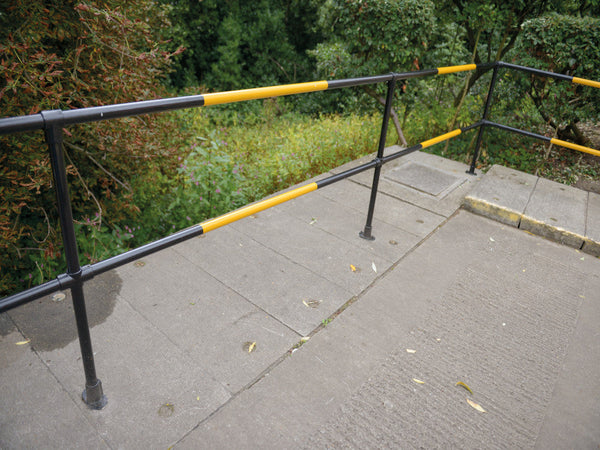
(0, 0), (184, 295)
(312, 0), (434, 78)
(310, 0), (435, 142)
(514, 13), (600, 144)
(162, 0), (322, 90)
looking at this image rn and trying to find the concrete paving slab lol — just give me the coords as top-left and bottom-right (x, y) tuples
(534, 267), (600, 449)
(276, 191), (421, 262)
(7, 270), (121, 352)
(116, 247), (299, 393)
(0, 326), (106, 449)
(384, 160), (464, 196)
(40, 298), (231, 449)
(316, 178), (447, 238)
(583, 191), (600, 256)
(330, 149), (481, 218)
(521, 177), (588, 249)
(171, 226), (353, 336)
(230, 209), (390, 295)
(463, 164), (538, 226)
(178, 211), (600, 448)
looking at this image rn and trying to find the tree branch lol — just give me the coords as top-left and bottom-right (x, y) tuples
(362, 86), (408, 146)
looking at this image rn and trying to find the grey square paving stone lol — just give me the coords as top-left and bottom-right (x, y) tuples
(463, 164), (538, 227)
(521, 177), (588, 249)
(384, 161), (463, 196)
(276, 190), (421, 262)
(230, 210), (390, 295)
(39, 298), (232, 449)
(316, 179), (447, 238)
(172, 226), (353, 337)
(0, 328), (107, 449)
(116, 247), (300, 392)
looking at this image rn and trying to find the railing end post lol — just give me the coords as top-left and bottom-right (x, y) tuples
(82, 379), (107, 410)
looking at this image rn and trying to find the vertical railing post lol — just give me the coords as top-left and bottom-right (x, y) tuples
(468, 63), (500, 174)
(41, 110), (107, 410)
(359, 76), (397, 240)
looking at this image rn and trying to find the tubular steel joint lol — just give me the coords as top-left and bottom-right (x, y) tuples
(40, 109), (65, 130)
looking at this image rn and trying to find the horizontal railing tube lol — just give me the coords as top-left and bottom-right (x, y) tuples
(0, 64), (488, 134)
(497, 61), (574, 82)
(485, 120), (600, 157)
(0, 279), (63, 312)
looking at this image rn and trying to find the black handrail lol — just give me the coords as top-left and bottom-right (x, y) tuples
(0, 61), (598, 409)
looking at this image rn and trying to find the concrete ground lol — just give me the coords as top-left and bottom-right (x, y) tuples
(1, 149), (599, 449)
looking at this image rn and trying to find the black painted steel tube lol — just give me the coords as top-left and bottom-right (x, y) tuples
(0, 279), (63, 312)
(468, 65), (500, 174)
(90, 224), (205, 276)
(483, 120), (552, 141)
(43, 110), (107, 410)
(316, 160), (378, 189)
(360, 78), (397, 240)
(0, 114), (44, 135)
(0, 65), (481, 134)
(497, 62), (573, 82)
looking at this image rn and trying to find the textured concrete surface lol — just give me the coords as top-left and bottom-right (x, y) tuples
(463, 164), (537, 226)
(584, 191), (600, 256)
(180, 212), (600, 449)
(1, 152), (598, 449)
(521, 177), (587, 248)
(465, 164), (600, 255)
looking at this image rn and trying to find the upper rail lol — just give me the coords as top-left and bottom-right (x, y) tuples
(0, 64), (487, 134)
(1, 61), (599, 137)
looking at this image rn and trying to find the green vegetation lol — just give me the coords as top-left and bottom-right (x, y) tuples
(1, 0), (599, 296)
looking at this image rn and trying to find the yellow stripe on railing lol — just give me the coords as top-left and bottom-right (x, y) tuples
(420, 129), (462, 149)
(550, 138), (600, 158)
(200, 182), (318, 233)
(437, 64), (477, 75)
(572, 77), (600, 89)
(202, 81), (329, 106)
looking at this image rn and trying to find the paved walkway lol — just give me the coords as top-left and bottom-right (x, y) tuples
(1, 148), (599, 449)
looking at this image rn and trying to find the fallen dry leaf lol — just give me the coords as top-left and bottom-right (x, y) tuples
(466, 398), (486, 412)
(412, 378), (425, 384)
(302, 299), (321, 308)
(455, 381), (473, 395)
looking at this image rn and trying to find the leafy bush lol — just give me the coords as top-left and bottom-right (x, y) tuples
(131, 134), (247, 243)
(0, 1), (185, 296)
(514, 13), (600, 144)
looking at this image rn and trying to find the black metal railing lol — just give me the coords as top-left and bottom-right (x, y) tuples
(0, 61), (598, 409)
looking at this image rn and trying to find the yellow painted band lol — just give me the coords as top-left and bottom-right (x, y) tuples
(551, 138), (600, 157)
(572, 77), (600, 89)
(200, 183), (318, 233)
(202, 81), (329, 106)
(420, 129), (462, 149)
(437, 64), (477, 75)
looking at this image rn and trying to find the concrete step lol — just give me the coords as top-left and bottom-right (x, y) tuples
(464, 164), (600, 256)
